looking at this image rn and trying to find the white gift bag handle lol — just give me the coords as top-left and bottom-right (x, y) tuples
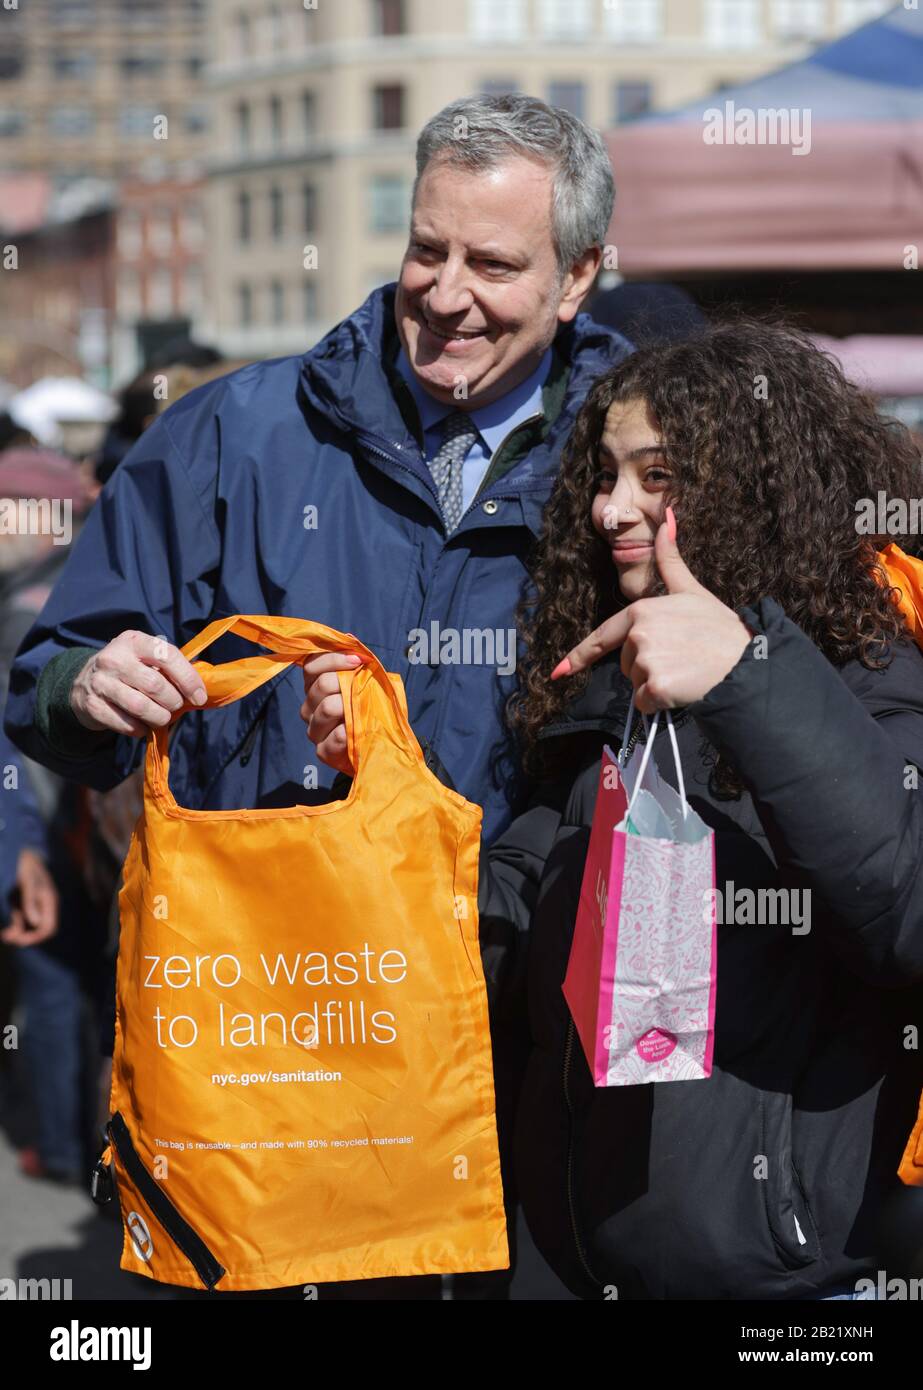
(619, 694), (688, 822)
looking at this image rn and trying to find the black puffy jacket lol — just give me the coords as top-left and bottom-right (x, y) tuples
(480, 600), (923, 1300)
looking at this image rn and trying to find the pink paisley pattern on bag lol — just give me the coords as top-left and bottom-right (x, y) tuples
(604, 834), (715, 1085)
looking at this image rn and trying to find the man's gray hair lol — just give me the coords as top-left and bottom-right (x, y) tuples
(414, 94), (614, 277)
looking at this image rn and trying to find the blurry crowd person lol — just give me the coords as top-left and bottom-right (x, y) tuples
(0, 439), (103, 1184)
(0, 348), (230, 1187)
(0, 339), (236, 1184)
(589, 281), (707, 347)
(481, 320), (923, 1299)
(95, 340), (226, 489)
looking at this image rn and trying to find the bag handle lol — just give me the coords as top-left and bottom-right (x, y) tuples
(619, 694), (688, 822)
(148, 615), (422, 802)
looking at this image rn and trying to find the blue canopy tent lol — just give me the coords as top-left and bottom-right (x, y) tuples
(606, 4), (923, 273)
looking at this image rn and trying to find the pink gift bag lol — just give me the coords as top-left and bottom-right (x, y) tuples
(563, 704), (718, 1086)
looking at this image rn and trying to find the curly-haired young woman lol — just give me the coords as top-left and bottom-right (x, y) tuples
(481, 319), (923, 1300)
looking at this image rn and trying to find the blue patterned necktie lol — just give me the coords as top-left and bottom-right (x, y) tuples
(429, 411), (479, 533)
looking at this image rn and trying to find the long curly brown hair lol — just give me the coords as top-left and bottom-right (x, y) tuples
(509, 318), (923, 793)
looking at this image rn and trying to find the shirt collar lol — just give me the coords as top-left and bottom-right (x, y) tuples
(395, 345), (552, 454)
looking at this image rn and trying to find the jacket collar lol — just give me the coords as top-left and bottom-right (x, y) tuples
(298, 282), (633, 493)
(537, 652), (633, 743)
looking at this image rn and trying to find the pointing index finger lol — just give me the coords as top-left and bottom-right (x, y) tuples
(551, 607), (635, 678)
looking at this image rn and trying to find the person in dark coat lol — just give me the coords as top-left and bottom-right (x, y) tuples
(5, 94), (629, 1298)
(480, 320), (923, 1300)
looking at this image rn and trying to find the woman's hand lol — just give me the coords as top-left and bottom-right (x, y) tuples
(551, 516), (753, 713)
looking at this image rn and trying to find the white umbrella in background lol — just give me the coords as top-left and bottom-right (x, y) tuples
(8, 376), (117, 448)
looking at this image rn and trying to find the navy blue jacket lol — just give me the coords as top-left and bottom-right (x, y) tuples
(5, 285), (631, 840)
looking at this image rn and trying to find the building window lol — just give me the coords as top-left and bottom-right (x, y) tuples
(270, 280), (286, 325)
(614, 80), (652, 123)
(480, 78), (519, 97)
(770, 0), (826, 38)
(184, 104), (209, 134)
(50, 0), (95, 25)
(269, 95), (284, 147)
(302, 183), (317, 234)
(49, 105), (96, 136)
(51, 49), (95, 79)
(118, 209), (143, 257)
(303, 279), (318, 322)
(547, 81), (586, 120)
(267, 4), (285, 52)
(120, 52), (166, 77)
(236, 188), (251, 243)
(373, 84), (404, 131)
(149, 268), (174, 318)
(181, 267), (204, 315)
(118, 105), (160, 137)
(538, 0), (591, 40)
(468, 0), (526, 42)
(236, 100), (251, 151)
(236, 11), (251, 57)
(148, 210), (173, 256)
(117, 269), (141, 319)
(0, 50), (25, 81)
(372, 0), (405, 36)
(119, 0), (158, 28)
(238, 283), (253, 328)
(836, 0), (890, 27)
(368, 174), (408, 233)
(705, 0), (761, 46)
(302, 91), (317, 136)
(0, 108), (26, 137)
(180, 203), (205, 250)
(269, 185), (284, 240)
(187, 54), (205, 79)
(603, 0), (663, 43)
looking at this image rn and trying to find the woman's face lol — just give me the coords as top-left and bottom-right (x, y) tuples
(590, 397), (673, 602)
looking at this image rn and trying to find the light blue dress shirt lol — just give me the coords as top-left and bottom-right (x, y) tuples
(395, 346), (552, 512)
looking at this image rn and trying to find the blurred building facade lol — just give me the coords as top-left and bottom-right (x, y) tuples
(111, 174), (208, 371)
(0, 0), (211, 384)
(0, 0), (897, 378)
(204, 0), (893, 358)
(0, 0), (209, 182)
(0, 178), (113, 387)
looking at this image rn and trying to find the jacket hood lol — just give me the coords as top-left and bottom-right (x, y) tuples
(299, 283), (633, 482)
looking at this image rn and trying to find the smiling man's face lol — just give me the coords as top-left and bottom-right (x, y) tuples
(396, 155), (589, 410)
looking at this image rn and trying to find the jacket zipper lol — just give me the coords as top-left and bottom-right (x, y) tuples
(621, 707), (692, 762)
(105, 1112), (227, 1291)
(562, 1017), (604, 1290)
(238, 698), (271, 767)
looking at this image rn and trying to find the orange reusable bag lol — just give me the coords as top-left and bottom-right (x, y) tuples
(94, 615), (509, 1290)
(899, 1094), (923, 1187)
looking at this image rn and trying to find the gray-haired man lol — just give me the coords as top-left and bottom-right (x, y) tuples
(8, 94), (632, 1298)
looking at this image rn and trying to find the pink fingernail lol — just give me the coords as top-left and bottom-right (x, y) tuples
(550, 658), (572, 680)
(666, 506), (677, 543)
